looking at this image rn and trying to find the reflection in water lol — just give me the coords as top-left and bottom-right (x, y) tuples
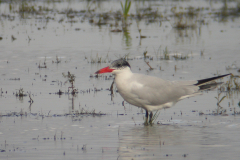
(70, 95), (75, 110)
(173, 28), (199, 44)
(122, 29), (132, 48)
(117, 120), (240, 160)
(117, 125), (182, 159)
(68, 94), (78, 114)
(110, 80), (115, 101)
(170, 6), (203, 45)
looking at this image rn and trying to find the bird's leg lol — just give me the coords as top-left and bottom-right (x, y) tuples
(144, 110), (148, 125)
(149, 112), (153, 124)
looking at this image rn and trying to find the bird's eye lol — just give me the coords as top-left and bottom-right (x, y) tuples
(117, 64), (121, 67)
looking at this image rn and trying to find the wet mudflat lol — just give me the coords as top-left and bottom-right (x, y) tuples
(0, 0), (240, 159)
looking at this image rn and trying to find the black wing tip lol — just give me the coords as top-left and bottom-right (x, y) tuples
(195, 73), (231, 86)
(199, 82), (223, 91)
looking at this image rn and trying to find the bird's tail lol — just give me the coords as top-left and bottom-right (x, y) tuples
(194, 73), (231, 91)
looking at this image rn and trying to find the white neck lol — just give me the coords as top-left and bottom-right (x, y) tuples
(112, 67), (133, 78)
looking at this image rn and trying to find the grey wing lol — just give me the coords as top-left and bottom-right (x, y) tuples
(130, 75), (199, 106)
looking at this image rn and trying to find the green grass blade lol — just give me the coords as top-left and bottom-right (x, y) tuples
(126, 1), (131, 14)
(121, 2), (123, 11)
(219, 96), (226, 104)
(124, 0), (128, 13)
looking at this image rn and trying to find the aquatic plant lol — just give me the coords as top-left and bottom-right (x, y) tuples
(123, 29), (132, 46)
(15, 88), (27, 97)
(62, 71), (78, 95)
(121, 0), (131, 22)
(74, 108), (106, 116)
(223, 75), (240, 91)
(137, 28), (147, 39)
(171, 6), (198, 30)
(82, 144), (87, 151)
(215, 93), (226, 106)
(172, 53), (189, 60)
(174, 17), (196, 30)
(19, 1), (36, 13)
(143, 50), (148, 58)
(11, 35), (16, 41)
(215, 0), (239, 22)
(200, 49), (204, 57)
(163, 46), (170, 60)
(28, 94), (34, 104)
(38, 58), (47, 68)
(55, 55), (61, 64)
(153, 46), (162, 60)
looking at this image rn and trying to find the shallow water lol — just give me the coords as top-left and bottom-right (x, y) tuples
(1, 115), (240, 160)
(0, 0), (240, 159)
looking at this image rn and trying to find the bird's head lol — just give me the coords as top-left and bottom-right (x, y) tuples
(95, 58), (131, 75)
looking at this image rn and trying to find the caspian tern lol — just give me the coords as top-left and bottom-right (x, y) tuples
(95, 58), (230, 124)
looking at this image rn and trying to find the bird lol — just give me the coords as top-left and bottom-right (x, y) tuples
(95, 58), (231, 124)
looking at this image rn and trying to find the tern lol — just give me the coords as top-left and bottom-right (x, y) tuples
(95, 58), (230, 124)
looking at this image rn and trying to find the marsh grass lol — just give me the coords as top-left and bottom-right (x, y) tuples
(210, 75), (240, 115)
(215, 93), (226, 106)
(223, 75), (240, 91)
(213, 92), (227, 115)
(233, 78), (240, 89)
(121, 0), (131, 22)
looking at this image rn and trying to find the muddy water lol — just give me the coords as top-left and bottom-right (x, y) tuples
(0, 0), (240, 159)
